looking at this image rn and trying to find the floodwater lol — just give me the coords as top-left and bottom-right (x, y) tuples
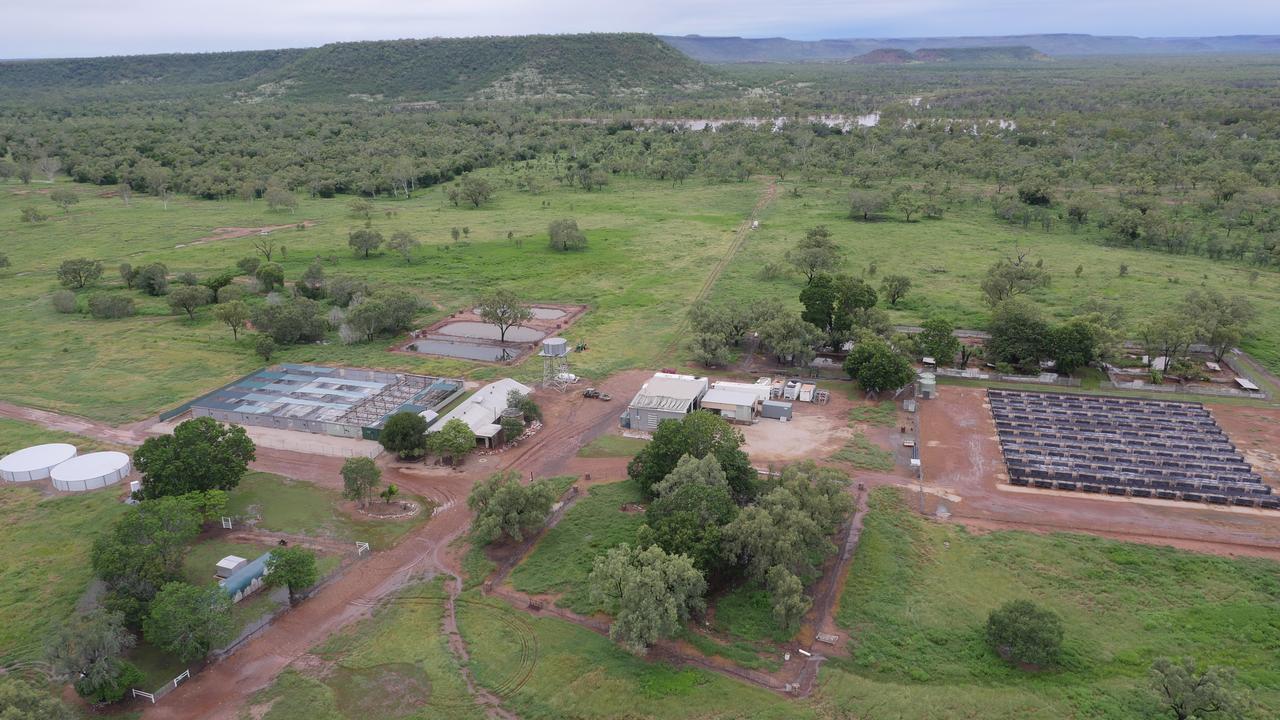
(405, 338), (517, 362)
(436, 322), (545, 343)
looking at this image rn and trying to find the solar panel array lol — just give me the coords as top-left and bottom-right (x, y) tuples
(988, 389), (1276, 509)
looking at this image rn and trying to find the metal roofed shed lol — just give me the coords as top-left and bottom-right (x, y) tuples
(50, 451), (132, 492)
(215, 555), (248, 579)
(428, 378), (533, 449)
(701, 387), (760, 424)
(622, 373), (709, 431)
(0, 443), (77, 482)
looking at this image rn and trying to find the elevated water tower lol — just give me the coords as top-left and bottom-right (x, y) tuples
(540, 337), (571, 391)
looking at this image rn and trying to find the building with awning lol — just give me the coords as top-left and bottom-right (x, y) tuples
(622, 373), (708, 431)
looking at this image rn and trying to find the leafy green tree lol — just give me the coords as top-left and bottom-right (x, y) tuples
(236, 257), (261, 276)
(722, 462), (851, 583)
(879, 274), (912, 306)
(388, 230), (421, 263)
(202, 269), (239, 298)
(136, 263), (169, 296)
(91, 495), (208, 623)
(348, 228), (384, 258)
(757, 315), (823, 366)
(51, 289), (77, 313)
(0, 677), (76, 719)
(213, 300), (249, 340)
(87, 294), (135, 319)
(1139, 312), (1197, 369)
(468, 470), (558, 545)
(476, 289), (533, 344)
(786, 225), (842, 284)
(46, 608), (141, 703)
(986, 599), (1064, 667)
(628, 410), (755, 502)
(56, 258), (103, 289)
(981, 253), (1050, 306)
(848, 189), (889, 221)
(637, 454), (737, 577)
(251, 297), (326, 345)
(134, 417), (256, 499)
(143, 582), (234, 662)
(548, 218), (588, 251)
(380, 484), (399, 504)
(843, 339), (915, 394)
(1181, 289), (1256, 362)
(50, 186), (80, 213)
(507, 390), (542, 423)
(379, 411), (427, 459)
(265, 547), (320, 606)
(167, 285), (213, 319)
(1048, 317), (1101, 374)
(459, 175), (494, 207)
(987, 299), (1051, 372)
(264, 186), (297, 212)
(255, 262), (284, 292)
(20, 205), (49, 223)
(766, 565), (810, 633)
(427, 418), (476, 465)
(1149, 657), (1246, 720)
(348, 198), (374, 220)
(340, 456), (381, 507)
(918, 316), (961, 366)
(295, 260), (326, 299)
(589, 544), (707, 654)
(255, 334), (277, 362)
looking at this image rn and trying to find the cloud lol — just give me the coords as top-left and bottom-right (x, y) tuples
(4, 0), (1278, 58)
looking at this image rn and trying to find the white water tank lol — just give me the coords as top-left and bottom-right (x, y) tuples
(918, 372), (938, 399)
(542, 337), (568, 357)
(0, 443), (77, 482)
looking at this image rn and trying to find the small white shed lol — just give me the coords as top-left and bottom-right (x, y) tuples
(215, 555), (248, 579)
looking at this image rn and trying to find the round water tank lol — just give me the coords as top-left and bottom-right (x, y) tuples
(500, 407), (524, 420)
(50, 451), (132, 493)
(542, 337), (568, 357)
(0, 443), (78, 483)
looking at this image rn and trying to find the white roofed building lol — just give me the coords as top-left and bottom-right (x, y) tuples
(427, 378), (533, 448)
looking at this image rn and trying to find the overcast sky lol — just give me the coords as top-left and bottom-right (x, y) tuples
(5, 0), (1278, 58)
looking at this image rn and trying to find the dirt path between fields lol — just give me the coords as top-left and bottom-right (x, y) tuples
(662, 177), (778, 357)
(175, 221), (315, 249)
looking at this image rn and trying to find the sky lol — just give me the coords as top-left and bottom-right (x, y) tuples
(4, 0), (1278, 58)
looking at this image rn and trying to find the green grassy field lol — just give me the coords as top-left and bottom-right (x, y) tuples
(0, 174), (757, 423)
(226, 472), (430, 550)
(0, 485), (127, 665)
(244, 579), (484, 720)
(830, 432), (896, 471)
(456, 592), (806, 720)
(507, 481), (645, 613)
(827, 487), (1280, 718)
(710, 179), (1280, 373)
(575, 434), (650, 458)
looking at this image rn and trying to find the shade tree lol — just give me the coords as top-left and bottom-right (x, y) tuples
(467, 470), (559, 545)
(588, 544), (706, 654)
(134, 417), (255, 499)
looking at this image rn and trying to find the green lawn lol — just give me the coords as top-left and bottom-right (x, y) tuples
(847, 401), (898, 428)
(827, 487), (1280, 718)
(508, 480), (645, 613)
(456, 592), (806, 720)
(709, 178), (1280, 375)
(0, 418), (129, 665)
(226, 472), (430, 550)
(710, 585), (793, 644)
(245, 578), (484, 720)
(830, 432), (895, 471)
(575, 434), (649, 458)
(0, 175), (758, 423)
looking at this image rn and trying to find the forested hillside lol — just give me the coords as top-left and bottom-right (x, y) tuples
(662, 33), (1280, 62)
(0, 33), (719, 101)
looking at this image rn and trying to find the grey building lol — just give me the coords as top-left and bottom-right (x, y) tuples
(621, 373), (709, 431)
